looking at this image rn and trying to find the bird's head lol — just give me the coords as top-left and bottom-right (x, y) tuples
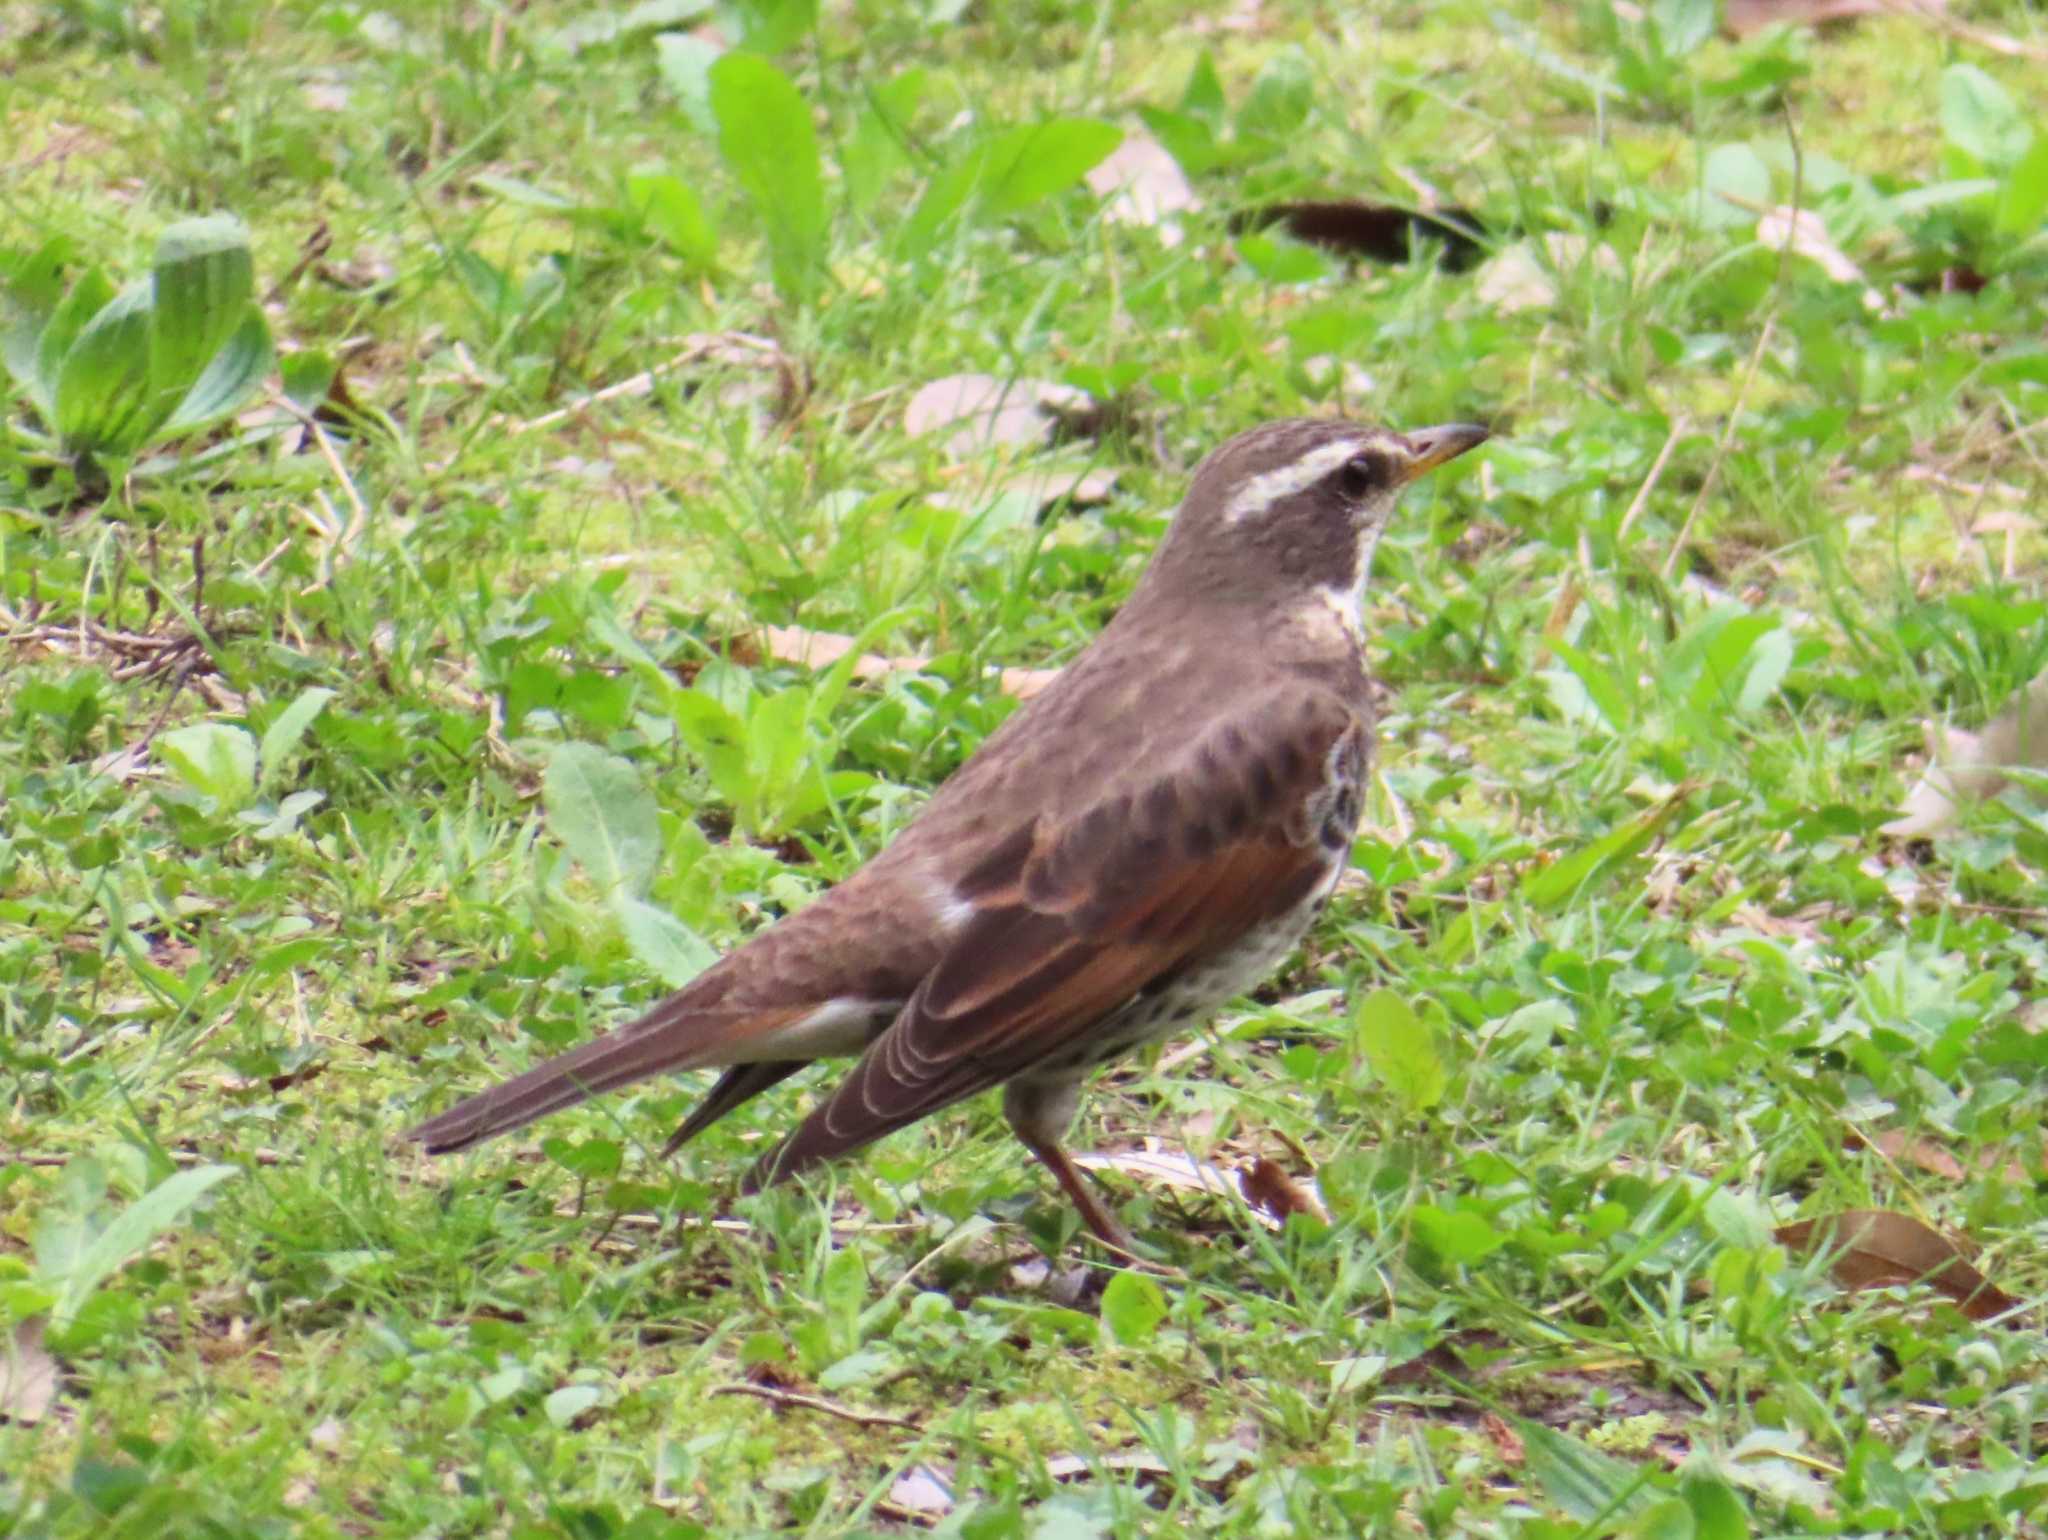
(1142, 417), (1489, 609)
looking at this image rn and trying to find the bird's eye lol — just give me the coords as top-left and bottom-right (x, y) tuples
(1337, 454), (1381, 500)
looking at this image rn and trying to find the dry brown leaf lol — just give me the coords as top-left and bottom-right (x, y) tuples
(1086, 131), (1200, 246)
(1723, 0), (1888, 35)
(1848, 1127), (2043, 1186)
(1480, 1411), (1525, 1466)
(1882, 670), (2048, 837)
(887, 1465), (955, 1517)
(1850, 1128), (1969, 1182)
(1473, 233), (1623, 316)
(1074, 1148), (1325, 1230)
(1238, 1156), (1327, 1225)
(1755, 206), (1887, 313)
(745, 624), (1059, 701)
(1, 1320), (57, 1426)
(1777, 1209), (2020, 1324)
(903, 374), (1093, 458)
(968, 464), (1121, 511)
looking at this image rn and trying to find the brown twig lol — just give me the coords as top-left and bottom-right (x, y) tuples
(1616, 417), (1689, 544)
(1887, 0), (2048, 61)
(709, 1382), (921, 1432)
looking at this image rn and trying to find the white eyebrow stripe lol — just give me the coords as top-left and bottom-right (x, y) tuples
(1222, 438), (1367, 523)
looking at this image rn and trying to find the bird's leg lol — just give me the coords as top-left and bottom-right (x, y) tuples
(1003, 1078), (1147, 1265)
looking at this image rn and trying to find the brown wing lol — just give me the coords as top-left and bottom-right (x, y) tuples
(748, 689), (1369, 1188)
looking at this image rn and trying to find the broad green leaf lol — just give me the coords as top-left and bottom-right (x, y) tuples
(1239, 48), (1312, 139)
(548, 0), (713, 53)
(1886, 178), (2001, 219)
(615, 896), (718, 988)
(816, 1346), (900, 1392)
(843, 69), (928, 214)
(543, 742), (662, 901)
(710, 52), (825, 303)
(1687, 614), (1780, 715)
(1630, 1499), (1696, 1540)
(655, 30), (723, 134)
(543, 1385), (604, 1428)
(54, 277), (160, 456)
(1353, 989), (1447, 1112)
(1940, 63), (2030, 169)
(746, 687), (816, 824)
(1519, 787), (1693, 911)
(2, 238), (71, 417)
(154, 306), (272, 441)
(155, 722), (259, 812)
(626, 172), (718, 266)
(452, 248), (512, 317)
(722, 0), (815, 52)
(1410, 1204), (1505, 1265)
(1691, 142), (1770, 230)
(148, 214), (256, 418)
(903, 119), (1120, 254)
(1179, 50), (1226, 123)
(541, 1137), (623, 1180)
(901, 152), (986, 256)
(280, 348), (338, 412)
(1649, 0), (1713, 56)
(31, 267), (115, 424)
(472, 172), (573, 209)
(977, 119), (1122, 216)
(49, 1165), (238, 1326)
(1996, 134), (2048, 236)
(668, 688), (754, 812)
(1099, 1271), (1167, 1347)
(258, 686), (335, 793)
(1137, 106), (1221, 179)
(1518, 1418), (1656, 1523)
(1680, 1475), (1750, 1540)
(1734, 627), (1792, 714)
(1545, 638), (1629, 732)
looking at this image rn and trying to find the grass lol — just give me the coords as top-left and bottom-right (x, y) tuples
(4, 0), (2048, 1534)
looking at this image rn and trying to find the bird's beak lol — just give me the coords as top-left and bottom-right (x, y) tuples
(1398, 422), (1491, 484)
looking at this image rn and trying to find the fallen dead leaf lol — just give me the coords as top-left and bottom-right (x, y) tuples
(1238, 1156), (1327, 1225)
(952, 464), (1121, 512)
(1849, 1128), (1969, 1183)
(903, 374), (1094, 458)
(1473, 233), (1622, 315)
(1847, 1127), (2043, 1186)
(1723, 0), (1890, 35)
(1754, 205), (1886, 312)
(1881, 670), (2048, 837)
(1480, 1411), (1525, 1465)
(1, 1320), (57, 1426)
(1777, 1209), (2021, 1324)
(1074, 1147), (1325, 1231)
(743, 624), (1060, 701)
(887, 1464), (955, 1517)
(1086, 130), (1200, 246)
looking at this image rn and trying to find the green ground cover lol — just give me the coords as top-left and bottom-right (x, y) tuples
(4, 0), (2048, 1534)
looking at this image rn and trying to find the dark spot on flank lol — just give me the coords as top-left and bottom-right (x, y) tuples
(1219, 794), (1252, 838)
(1141, 779), (1179, 833)
(1247, 756), (1278, 806)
